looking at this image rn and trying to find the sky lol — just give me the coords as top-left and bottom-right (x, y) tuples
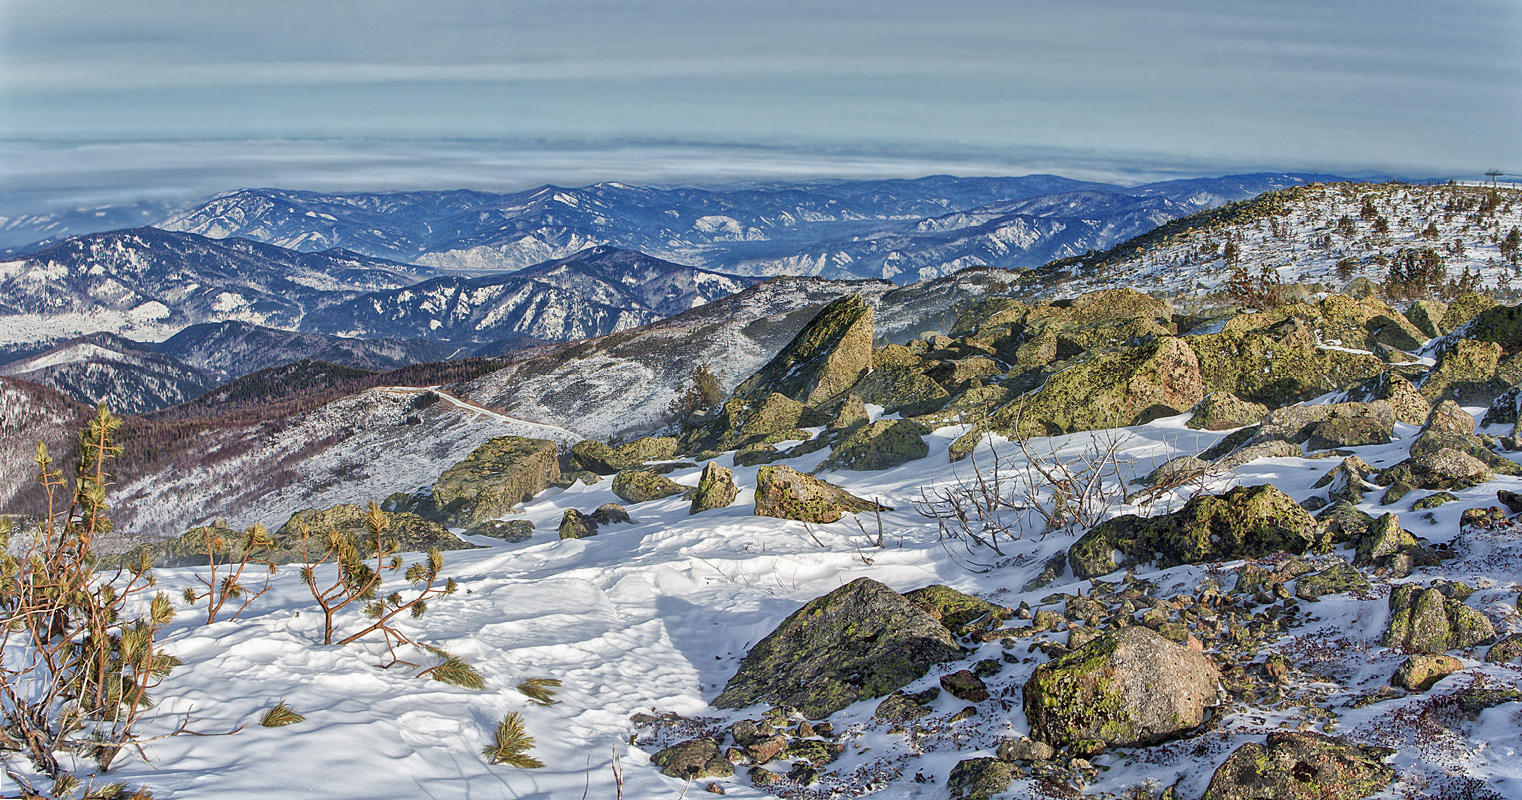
(1, 0), (1519, 211)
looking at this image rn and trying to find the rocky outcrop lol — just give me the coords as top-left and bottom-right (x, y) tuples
(1187, 393), (1268, 431)
(429, 436), (560, 526)
(274, 504), (474, 561)
(1423, 399), (1475, 436)
(1068, 484), (1318, 579)
(1188, 326), (1386, 410)
(1202, 732), (1394, 800)
(819, 419), (929, 471)
(1022, 626), (1220, 748)
(1421, 339), (1502, 403)
(1254, 401), (1394, 449)
(752, 465), (887, 524)
(732, 294), (873, 406)
(689, 462), (739, 514)
(713, 577), (962, 717)
(649, 738), (732, 780)
(464, 519), (534, 542)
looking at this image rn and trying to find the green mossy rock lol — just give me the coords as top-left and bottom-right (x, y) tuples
(1187, 393), (1268, 431)
(1343, 372), (1430, 424)
(650, 737), (733, 780)
(611, 469), (690, 504)
(1022, 626), (1219, 748)
(1392, 654), (1462, 691)
(712, 577), (962, 718)
(733, 294), (874, 406)
(1256, 401), (1393, 446)
(1295, 560), (1369, 600)
(1378, 448), (1492, 505)
(903, 585), (1013, 637)
(689, 462), (739, 514)
(1223, 295), (1425, 354)
(1188, 327), (1386, 409)
(429, 436), (561, 526)
(1313, 456), (1377, 506)
(1421, 339), (1502, 403)
(1485, 633), (1522, 663)
(828, 394), (868, 431)
(752, 465), (887, 523)
(1202, 732), (1394, 800)
(1423, 399), (1475, 435)
(1383, 584), (1496, 653)
(1406, 300), (1447, 338)
(947, 758), (1020, 800)
(275, 504), (475, 562)
(1440, 292), (1500, 334)
(465, 519), (534, 542)
(1069, 484), (1318, 579)
(820, 419), (929, 471)
(874, 691), (933, 723)
(557, 509), (597, 540)
(990, 335), (1203, 437)
(570, 436), (678, 474)
(846, 361), (950, 415)
(119, 521), (247, 568)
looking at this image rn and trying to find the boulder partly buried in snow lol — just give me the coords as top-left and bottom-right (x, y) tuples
(713, 577), (962, 718)
(611, 469), (689, 504)
(819, 419), (929, 471)
(429, 436), (561, 526)
(689, 462), (739, 514)
(1023, 626), (1220, 749)
(274, 504), (475, 562)
(752, 465), (887, 524)
(1202, 732), (1394, 800)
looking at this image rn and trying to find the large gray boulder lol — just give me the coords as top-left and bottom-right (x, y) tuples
(1023, 626), (1220, 748)
(713, 577), (962, 718)
(753, 465), (887, 523)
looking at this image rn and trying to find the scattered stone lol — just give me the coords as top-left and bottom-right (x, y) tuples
(1187, 393), (1269, 431)
(939, 670), (989, 702)
(590, 503), (631, 525)
(1391, 654), (1463, 691)
(650, 737), (733, 780)
(1202, 732), (1394, 800)
(1023, 626), (1220, 748)
(557, 509), (597, 540)
(1312, 456), (1377, 506)
(874, 691), (934, 723)
(1295, 560), (1369, 601)
(947, 758), (1019, 800)
(729, 720), (787, 764)
(996, 737), (1055, 763)
(1379, 448), (1492, 505)
(1498, 489), (1522, 514)
(1485, 633), (1522, 663)
(752, 465), (888, 524)
(429, 436), (561, 526)
(612, 469), (690, 504)
(714, 577), (962, 717)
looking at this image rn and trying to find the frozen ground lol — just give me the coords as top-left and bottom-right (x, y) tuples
(46, 406), (1522, 799)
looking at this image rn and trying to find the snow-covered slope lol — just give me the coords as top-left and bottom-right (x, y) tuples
(157, 320), (452, 383)
(303, 246), (754, 344)
(0, 375), (90, 513)
(0, 228), (435, 349)
(0, 333), (213, 415)
(1044, 182), (1522, 301)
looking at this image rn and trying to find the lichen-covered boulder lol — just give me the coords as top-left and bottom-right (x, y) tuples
(1068, 484), (1318, 579)
(465, 519), (534, 542)
(1312, 456), (1377, 506)
(828, 394), (868, 431)
(846, 360), (950, 415)
(689, 462), (739, 514)
(1353, 513), (1423, 574)
(557, 509), (597, 539)
(1188, 327), (1386, 409)
(650, 738), (733, 780)
(1406, 299), (1446, 338)
(752, 465), (887, 523)
(1255, 402), (1393, 448)
(570, 436), (678, 474)
(1344, 372), (1430, 424)
(1023, 626), (1220, 748)
(819, 419), (929, 471)
(275, 504), (475, 562)
(719, 392), (806, 450)
(1392, 654), (1462, 691)
(713, 577), (962, 717)
(903, 584), (1013, 637)
(1378, 448), (1492, 505)
(1421, 339), (1502, 403)
(989, 335), (1203, 437)
(1423, 399), (1476, 436)
(1486, 633), (1522, 664)
(429, 436), (561, 526)
(1202, 732), (1394, 800)
(1295, 560), (1369, 601)
(732, 294), (874, 406)
(947, 758), (1019, 800)
(1383, 584), (1496, 653)
(611, 469), (689, 504)
(1187, 393), (1268, 431)
(590, 503), (630, 525)
(1442, 292), (1501, 335)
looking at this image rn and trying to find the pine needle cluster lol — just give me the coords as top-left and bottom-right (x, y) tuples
(482, 712), (543, 769)
(258, 701), (305, 728)
(515, 678), (562, 707)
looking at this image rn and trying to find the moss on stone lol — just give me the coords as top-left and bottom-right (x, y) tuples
(429, 436), (561, 526)
(819, 419), (929, 472)
(611, 469), (690, 504)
